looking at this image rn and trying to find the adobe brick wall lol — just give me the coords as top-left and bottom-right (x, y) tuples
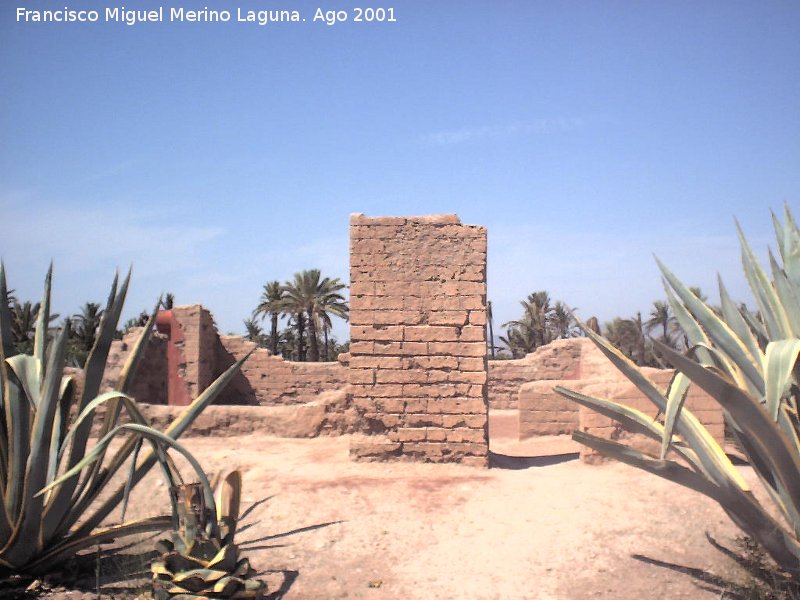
(487, 339), (583, 409)
(103, 307), (349, 407)
(214, 335), (349, 406)
(574, 370), (724, 462)
(518, 380), (580, 436)
(348, 214), (489, 466)
(102, 327), (168, 404)
(513, 338), (724, 461)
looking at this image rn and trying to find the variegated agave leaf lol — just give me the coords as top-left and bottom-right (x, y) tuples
(556, 207), (800, 579)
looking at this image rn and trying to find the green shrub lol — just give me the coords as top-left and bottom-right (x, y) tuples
(0, 265), (249, 574)
(556, 206), (800, 579)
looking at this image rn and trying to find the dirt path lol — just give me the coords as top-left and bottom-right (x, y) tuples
(31, 432), (755, 599)
(122, 434), (748, 600)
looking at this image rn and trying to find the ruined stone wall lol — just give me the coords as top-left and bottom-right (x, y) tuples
(512, 338), (725, 460)
(214, 335), (349, 406)
(575, 369), (724, 462)
(170, 305), (218, 402)
(487, 340), (583, 409)
(103, 307), (349, 407)
(103, 328), (168, 403)
(348, 214), (489, 466)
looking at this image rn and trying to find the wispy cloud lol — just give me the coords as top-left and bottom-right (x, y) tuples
(420, 117), (586, 146)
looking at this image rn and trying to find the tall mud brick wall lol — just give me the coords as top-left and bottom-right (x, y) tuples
(348, 214), (489, 467)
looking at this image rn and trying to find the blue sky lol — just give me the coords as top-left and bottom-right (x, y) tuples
(1, 1), (798, 343)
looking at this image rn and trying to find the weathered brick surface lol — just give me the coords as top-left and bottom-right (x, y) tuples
(103, 328), (168, 404)
(348, 214), (489, 465)
(103, 305), (349, 408)
(214, 335), (349, 406)
(487, 339), (583, 409)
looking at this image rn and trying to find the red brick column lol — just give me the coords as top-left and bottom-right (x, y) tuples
(348, 214), (489, 466)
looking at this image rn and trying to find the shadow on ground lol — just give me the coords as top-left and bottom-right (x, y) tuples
(489, 451), (579, 469)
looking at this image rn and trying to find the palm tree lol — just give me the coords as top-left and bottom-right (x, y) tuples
(11, 300), (38, 355)
(605, 312), (658, 367)
(645, 300), (677, 347)
(279, 270), (349, 362)
(9, 299), (60, 355)
(71, 302), (103, 366)
(549, 301), (578, 340)
(253, 281), (285, 355)
(163, 293), (175, 310)
(501, 291), (554, 356)
(313, 276), (348, 361)
(242, 318), (267, 347)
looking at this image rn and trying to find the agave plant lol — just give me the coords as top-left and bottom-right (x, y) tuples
(0, 264), (250, 574)
(555, 205), (800, 578)
(151, 470), (265, 599)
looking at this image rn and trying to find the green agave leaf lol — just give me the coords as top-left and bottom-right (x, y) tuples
(656, 341), (800, 523)
(572, 430), (728, 500)
(3, 325), (69, 566)
(38, 424), (216, 529)
(2, 366), (29, 526)
(573, 429), (800, 574)
(737, 221), (793, 340)
(33, 264), (52, 377)
(577, 319), (748, 492)
(45, 273), (128, 540)
(116, 298), (160, 395)
(45, 377), (74, 488)
(769, 251), (800, 337)
(660, 371), (692, 461)
(718, 276), (764, 371)
(71, 349), (254, 541)
(773, 205), (800, 288)
(664, 285), (714, 367)
(553, 385), (699, 467)
(764, 339), (800, 421)
(658, 257), (764, 396)
(56, 390), (138, 459)
(0, 262), (15, 359)
(26, 515), (172, 574)
(7, 354), (41, 410)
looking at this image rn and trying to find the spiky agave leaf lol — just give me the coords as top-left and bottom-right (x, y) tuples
(556, 207), (800, 578)
(0, 266), (251, 575)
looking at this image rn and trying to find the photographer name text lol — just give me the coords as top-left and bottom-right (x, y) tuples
(15, 6), (397, 26)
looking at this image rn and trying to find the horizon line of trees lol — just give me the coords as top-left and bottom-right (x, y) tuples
(5, 291), (175, 367)
(491, 286), (726, 367)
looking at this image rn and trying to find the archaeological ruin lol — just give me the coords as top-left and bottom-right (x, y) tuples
(99, 214), (724, 467)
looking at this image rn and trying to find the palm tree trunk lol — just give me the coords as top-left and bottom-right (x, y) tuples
(296, 312), (306, 361)
(306, 308), (320, 362)
(323, 327), (329, 361)
(270, 312), (279, 355)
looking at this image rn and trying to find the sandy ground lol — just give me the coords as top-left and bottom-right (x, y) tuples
(33, 426), (763, 600)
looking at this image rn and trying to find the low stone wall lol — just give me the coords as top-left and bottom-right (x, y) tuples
(487, 340), (583, 409)
(102, 328), (168, 404)
(214, 336), (349, 406)
(518, 380), (580, 437)
(102, 307), (350, 407)
(575, 369), (724, 461)
(132, 389), (357, 437)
